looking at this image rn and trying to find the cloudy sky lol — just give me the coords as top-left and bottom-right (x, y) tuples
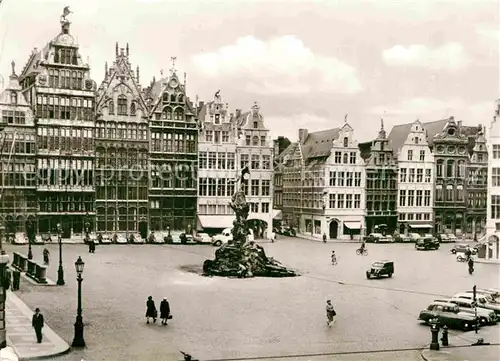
(0, 0), (498, 141)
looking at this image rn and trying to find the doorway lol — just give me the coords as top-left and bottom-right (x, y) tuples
(329, 220), (338, 239)
(139, 220), (148, 240)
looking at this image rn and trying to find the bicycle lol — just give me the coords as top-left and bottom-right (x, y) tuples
(356, 248), (368, 256)
(331, 256), (337, 265)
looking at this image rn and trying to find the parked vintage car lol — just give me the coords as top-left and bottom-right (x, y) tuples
(114, 233), (128, 244)
(129, 233), (145, 244)
(442, 298), (498, 325)
(99, 233), (113, 244)
(196, 233), (212, 244)
(415, 237), (440, 250)
(148, 232), (165, 244)
(278, 226), (296, 237)
(33, 235), (45, 245)
(453, 293), (500, 315)
(212, 228), (233, 246)
(12, 233), (28, 245)
(365, 233), (385, 243)
(447, 234), (458, 242)
(418, 301), (480, 331)
(451, 244), (478, 255)
(407, 233), (422, 243)
(438, 234), (451, 243)
(366, 260), (394, 279)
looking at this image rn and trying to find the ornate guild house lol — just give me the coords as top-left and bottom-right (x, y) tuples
(95, 44), (149, 238)
(19, 16), (96, 238)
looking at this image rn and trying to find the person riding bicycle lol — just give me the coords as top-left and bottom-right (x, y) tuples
(331, 250), (336, 264)
(465, 247), (472, 261)
(359, 241), (366, 253)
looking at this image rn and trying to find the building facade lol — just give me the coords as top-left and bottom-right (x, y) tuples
(0, 64), (37, 236)
(233, 102), (273, 237)
(486, 99), (500, 259)
(281, 122), (365, 240)
(196, 92), (238, 230)
(465, 128), (488, 238)
(395, 120), (434, 235)
(95, 44), (149, 237)
(143, 69), (198, 233)
(432, 117), (469, 235)
(19, 17), (96, 238)
(365, 121), (398, 234)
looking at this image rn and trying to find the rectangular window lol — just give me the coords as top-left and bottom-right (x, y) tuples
(198, 178), (207, 196)
(415, 213), (422, 220)
(262, 155), (271, 169)
(354, 194), (361, 208)
(400, 168), (407, 182)
(425, 169), (431, 182)
(261, 180), (270, 196)
(208, 152), (217, 169)
(493, 145), (500, 159)
(338, 172), (345, 186)
(208, 178), (217, 196)
(337, 194), (344, 209)
(346, 194), (353, 208)
(251, 180), (260, 195)
(227, 153), (235, 169)
(251, 154), (260, 169)
(346, 172), (353, 187)
(261, 202), (269, 213)
(399, 190), (406, 207)
(205, 130), (213, 142)
(492, 168), (500, 187)
(491, 195), (500, 219)
(246, 135), (251, 146)
(408, 168), (415, 182)
(407, 190), (414, 206)
(222, 131), (229, 142)
(217, 179), (226, 196)
(354, 172), (361, 187)
(349, 152), (356, 164)
(261, 136), (267, 146)
(424, 190), (431, 206)
(199, 152), (207, 169)
(419, 150), (425, 161)
(217, 152), (226, 169)
(240, 154), (249, 169)
(329, 171), (336, 186)
(416, 169), (423, 182)
(334, 151), (342, 164)
(329, 194), (336, 208)
(407, 150), (413, 161)
(416, 190), (423, 206)
(214, 131), (221, 144)
(407, 213), (414, 221)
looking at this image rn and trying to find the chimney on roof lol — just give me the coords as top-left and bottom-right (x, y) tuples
(298, 128), (308, 144)
(236, 109), (241, 118)
(457, 120), (462, 127)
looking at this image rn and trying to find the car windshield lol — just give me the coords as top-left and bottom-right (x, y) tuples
(372, 262), (384, 268)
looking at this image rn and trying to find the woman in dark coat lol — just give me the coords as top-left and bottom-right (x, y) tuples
(160, 297), (170, 325)
(145, 296), (157, 324)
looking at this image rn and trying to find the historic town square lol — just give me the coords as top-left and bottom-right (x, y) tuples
(0, 0), (499, 361)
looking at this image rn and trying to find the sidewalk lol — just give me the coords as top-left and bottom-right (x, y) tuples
(296, 233), (361, 243)
(6, 290), (70, 360)
(421, 325), (500, 361)
(475, 258), (500, 265)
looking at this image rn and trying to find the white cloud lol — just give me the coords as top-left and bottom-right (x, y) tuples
(476, 25), (500, 41)
(370, 97), (494, 126)
(382, 43), (470, 71)
(191, 35), (363, 95)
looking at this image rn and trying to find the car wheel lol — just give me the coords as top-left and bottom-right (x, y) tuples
(388, 273), (393, 278)
(462, 322), (470, 331)
(479, 317), (488, 326)
(214, 240), (222, 247)
(451, 249), (457, 254)
(366, 272), (370, 279)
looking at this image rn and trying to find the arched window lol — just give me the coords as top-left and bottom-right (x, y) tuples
(415, 137), (419, 144)
(108, 100), (114, 114)
(170, 94), (176, 102)
(457, 160), (465, 178)
(252, 136), (259, 146)
(446, 160), (454, 178)
(343, 153), (348, 164)
(117, 96), (127, 115)
(178, 94), (184, 103)
(10, 92), (17, 104)
(130, 102), (136, 116)
(174, 108), (183, 120)
(436, 159), (444, 177)
(164, 107), (172, 120)
(343, 137), (348, 147)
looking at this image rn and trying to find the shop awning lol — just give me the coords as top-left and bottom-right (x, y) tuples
(409, 224), (433, 229)
(272, 209), (282, 220)
(197, 215), (235, 229)
(344, 221), (362, 229)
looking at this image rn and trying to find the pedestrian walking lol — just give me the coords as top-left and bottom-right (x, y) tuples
(43, 248), (50, 265)
(88, 239), (96, 253)
(32, 308), (44, 343)
(160, 297), (170, 325)
(145, 296), (157, 324)
(326, 300), (336, 327)
(323, 233), (327, 243)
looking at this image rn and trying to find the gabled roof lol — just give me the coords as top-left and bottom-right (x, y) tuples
(387, 118), (450, 153)
(301, 128), (340, 159)
(149, 73), (197, 117)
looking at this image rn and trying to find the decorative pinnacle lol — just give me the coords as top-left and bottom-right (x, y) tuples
(344, 113), (348, 123)
(11, 61), (15, 76)
(170, 56), (177, 75)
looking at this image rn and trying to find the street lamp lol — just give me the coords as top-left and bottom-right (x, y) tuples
(27, 220), (33, 260)
(56, 223), (65, 286)
(71, 256), (85, 347)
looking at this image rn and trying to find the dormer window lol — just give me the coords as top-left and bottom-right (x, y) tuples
(130, 102), (136, 116)
(415, 137), (419, 144)
(447, 128), (456, 136)
(108, 100), (115, 114)
(117, 95), (128, 115)
(10, 92), (17, 105)
(252, 136), (259, 146)
(215, 114), (220, 124)
(343, 137), (348, 147)
(253, 121), (258, 129)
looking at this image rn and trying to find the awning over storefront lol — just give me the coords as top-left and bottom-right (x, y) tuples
(409, 224), (433, 229)
(343, 221), (362, 229)
(197, 215), (235, 229)
(272, 209), (282, 220)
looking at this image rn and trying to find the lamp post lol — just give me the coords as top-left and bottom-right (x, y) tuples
(56, 223), (65, 286)
(72, 256), (85, 347)
(27, 220), (33, 260)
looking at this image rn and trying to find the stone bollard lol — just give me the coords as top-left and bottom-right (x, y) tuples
(19, 255), (27, 272)
(12, 253), (19, 269)
(441, 325), (449, 346)
(35, 264), (47, 284)
(26, 260), (35, 276)
(12, 270), (20, 291)
(430, 318), (441, 351)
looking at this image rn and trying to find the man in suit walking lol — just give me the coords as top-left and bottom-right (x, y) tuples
(32, 308), (44, 343)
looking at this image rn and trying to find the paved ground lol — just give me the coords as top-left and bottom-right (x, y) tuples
(4, 239), (499, 361)
(6, 290), (69, 359)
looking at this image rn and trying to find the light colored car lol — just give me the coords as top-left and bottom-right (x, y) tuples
(407, 233), (421, 242)
(447, 234), (458, 242)
(463, 290), (499, 303)
(453, 293), (500, 315)
(366, 233), (385, 243)
(131, 233), (145, 244)
(148, 232), (165, 244)
(115, 234), (128, 244)
(212, 228), (233, 246)
(196, 233), (212, 244)
(12, 232), (28, 245)
(33, 235), (45, 245)
(439, 234), (450, 242)
(444, 298), (497, 325)
(100, 234), (112, 244)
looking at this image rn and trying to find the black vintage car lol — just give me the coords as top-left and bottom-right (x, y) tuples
(415, 237), (440, 250)
(366, 260), (394, 279)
